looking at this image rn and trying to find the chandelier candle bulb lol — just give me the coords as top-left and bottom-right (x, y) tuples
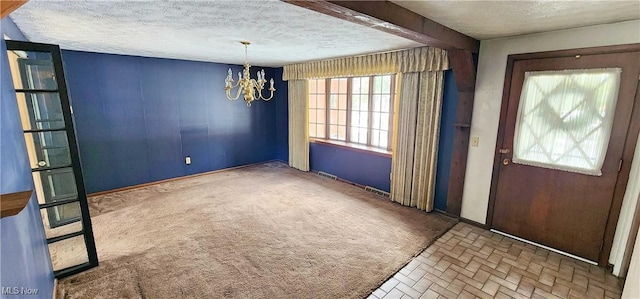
(224, 41), (276, 107)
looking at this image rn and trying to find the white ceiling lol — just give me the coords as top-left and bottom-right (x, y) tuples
(8, 0), (422, 67)
(8, 1), (640, 67)
(392, 0), (640, 40)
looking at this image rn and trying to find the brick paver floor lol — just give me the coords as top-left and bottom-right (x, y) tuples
(368, 222), (624, 299)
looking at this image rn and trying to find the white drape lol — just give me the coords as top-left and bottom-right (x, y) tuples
(391, 71), (444, 211)
(288, 80), (309, 171)
(513, 68), (621, 176)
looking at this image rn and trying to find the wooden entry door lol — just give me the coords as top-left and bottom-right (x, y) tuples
(492, 49), (640, 263)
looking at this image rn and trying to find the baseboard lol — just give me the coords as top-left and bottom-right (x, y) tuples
(433, 209), (459, 219)
(88, 160), (283, 197)
(309, 169), (366, 189)
(460, 217), (490, 229)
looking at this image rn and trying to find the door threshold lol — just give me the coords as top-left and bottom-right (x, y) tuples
(490, 229), (598, 266)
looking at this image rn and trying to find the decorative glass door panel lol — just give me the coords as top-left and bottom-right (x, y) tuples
(19, 92), (65, 130)
(6, 41), (97, 277)
(513, 68), (621, 176)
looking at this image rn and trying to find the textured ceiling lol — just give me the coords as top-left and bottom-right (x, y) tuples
(8, 0), (422, 67)
(391, 0), (640, 40)
(9, 1), (640, 67)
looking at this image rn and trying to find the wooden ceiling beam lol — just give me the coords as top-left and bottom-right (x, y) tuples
(1, 0), (28, 19)
(283, 0), (479, 53)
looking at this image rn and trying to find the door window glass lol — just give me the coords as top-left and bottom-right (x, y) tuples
(513, 68), (621, 175)
(17, 92), (65, 130)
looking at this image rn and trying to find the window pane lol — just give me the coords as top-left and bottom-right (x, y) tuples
(330, 125), (338, 139)
(381, 95), (391, 113)
(380, 133), (388, 148)
(316, 124), (326, 138)
(309, 94), (317, 109)
(381, 113), (389, 131)
(360, 96), (369, 111)
(9, 51), (58, 90)
(18, 92), (65, 131)
(309, 125), (317, 137)
(373, 76), (383, 93)
(33, 168), (77, 205)
(331, 78), (347, 93)
(330, 110), (338, 125)
(331, 79), (340, 92)
(44, 216), (82, 239)
(330, 94), (337, 109)
(309, 80), (318, 93)
(352, 111), (360, 127)
(338, 78), (347, 93)
(360, 77), (370, 94)
(49, 235), (88, 271)
(372, 129), (380, 146)
(338, 110), (347, 125)
(26, 131), (71, 169)
(317, 96), (326, 109)
(42, 201), (81, 228)
(338, 95), (347, 110)
(372, 112), (381, 130)
(352, 95), (361, 110)
(338, 126), (346, 140)
(359, 128), (367, 144)
(317, 79), (326, 93)
(513, 68), (621, 176)
(317, 110), (325, 124)
(373, 95), (381, 112)
(309, 109), (317, 123)
(359, 111), (368, 127)
(352, 77), (361, 93)
(382, 75), (391, 92)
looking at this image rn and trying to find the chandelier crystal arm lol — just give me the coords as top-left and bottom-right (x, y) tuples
(226, 83), (243, 101)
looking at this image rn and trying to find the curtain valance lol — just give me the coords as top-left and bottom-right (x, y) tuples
(282, 47), (449, 81)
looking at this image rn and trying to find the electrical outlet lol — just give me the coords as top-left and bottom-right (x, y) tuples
(471, 136), (480, 147)
(185, 156), (191, 165)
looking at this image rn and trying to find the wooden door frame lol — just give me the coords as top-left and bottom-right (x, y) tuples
(486, 43), (640, 267)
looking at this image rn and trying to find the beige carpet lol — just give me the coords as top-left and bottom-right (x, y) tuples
(58, 162), (456, 299)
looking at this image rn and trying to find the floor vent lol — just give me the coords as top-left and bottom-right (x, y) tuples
(317, 171), (337, 180)
(365, 186), (390, 197)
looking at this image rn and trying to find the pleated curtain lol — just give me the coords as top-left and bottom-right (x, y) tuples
(283, 47), (448, 80)
(391, 71), (445, 211)
(288, 80), (309, 171)
(283, 46), (447, 211)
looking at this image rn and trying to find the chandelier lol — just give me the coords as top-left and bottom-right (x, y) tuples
(224, 41), (275, 107)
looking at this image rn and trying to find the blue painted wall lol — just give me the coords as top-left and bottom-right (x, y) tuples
(274, 68), (289, 162)
(309, 143), (391, 192)
(0, 18), (55, 299)
(62, 50), (281, 193)
(434, 70), (458, 211)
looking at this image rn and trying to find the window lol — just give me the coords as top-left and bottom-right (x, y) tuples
(309, 74), (396, 151)
(513, 68), (621, 176)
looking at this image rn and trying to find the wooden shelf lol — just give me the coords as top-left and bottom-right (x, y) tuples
(1, 190), (33, 218)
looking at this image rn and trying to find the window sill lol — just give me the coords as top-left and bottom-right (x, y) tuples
(309, 138), (392, 158)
